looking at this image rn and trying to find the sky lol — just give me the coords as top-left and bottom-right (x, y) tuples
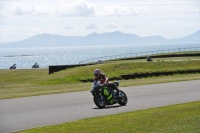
(0, 0), (200, 43)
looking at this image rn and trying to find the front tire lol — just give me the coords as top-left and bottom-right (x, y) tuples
(118, 90), (128, 106)
(93, 95), (106, 109)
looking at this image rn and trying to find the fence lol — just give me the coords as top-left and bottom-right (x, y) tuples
(78, 47), (200, 64)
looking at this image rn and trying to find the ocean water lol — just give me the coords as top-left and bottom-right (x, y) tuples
(0, 43), (199, 69)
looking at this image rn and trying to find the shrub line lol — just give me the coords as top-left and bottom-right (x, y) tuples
(80, 68), (200, 82)
(120, 69), (200, 79)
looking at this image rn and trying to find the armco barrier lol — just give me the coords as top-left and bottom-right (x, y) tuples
(121, 53), (200, 60)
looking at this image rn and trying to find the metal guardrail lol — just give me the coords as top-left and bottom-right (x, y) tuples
(79, 47), (200, 64)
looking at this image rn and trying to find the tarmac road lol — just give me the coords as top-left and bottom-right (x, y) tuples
(0, 80), (200, 133)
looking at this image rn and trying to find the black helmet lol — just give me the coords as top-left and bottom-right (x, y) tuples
(94, 69), (101, 78)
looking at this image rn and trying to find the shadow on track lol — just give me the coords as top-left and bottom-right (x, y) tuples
(93, 105), (124, 109)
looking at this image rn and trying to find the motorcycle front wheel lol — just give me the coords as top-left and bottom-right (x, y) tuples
(93, 94), (106, 109)
(118, 90), (128, 106)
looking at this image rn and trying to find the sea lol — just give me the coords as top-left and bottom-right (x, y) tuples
(0, 43), (200, 69)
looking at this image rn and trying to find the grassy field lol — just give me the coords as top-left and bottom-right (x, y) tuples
(16, 101), (200, 133)
(0, 59), (200, 99)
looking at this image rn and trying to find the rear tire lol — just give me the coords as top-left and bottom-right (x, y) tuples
(93, 95), (106, 109)
(118, 90), (128, 106)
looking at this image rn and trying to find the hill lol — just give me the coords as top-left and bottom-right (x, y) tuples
(168, 30), (200, 43)
(0, 30), (199, 48)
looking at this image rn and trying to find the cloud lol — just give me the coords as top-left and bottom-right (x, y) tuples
(0, 1), (48, 18)
(85, 24), (99, 29)
(1, 0), (200, 18)
(106, 22), (118, 28)
(58, 0), (96, 17)
(100, 4), (155, 17)
(0, 0), (96, 18)
(101, 3), (200, 17)
(97, 0), (200, 17)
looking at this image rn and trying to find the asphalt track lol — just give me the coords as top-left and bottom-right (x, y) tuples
(0, 80), (200, 133)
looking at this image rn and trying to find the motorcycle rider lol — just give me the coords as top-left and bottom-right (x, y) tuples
(93, 69), (119, 97)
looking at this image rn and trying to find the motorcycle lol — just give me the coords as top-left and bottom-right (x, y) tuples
(10, 64), (16, 69)
(32, 63), (39, 68)
(90, 81), (128, 109)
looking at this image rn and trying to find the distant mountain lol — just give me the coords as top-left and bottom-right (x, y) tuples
(0, 30), (199, 48)
(0, 34), (82, 48)
(168, 30), (200, 43)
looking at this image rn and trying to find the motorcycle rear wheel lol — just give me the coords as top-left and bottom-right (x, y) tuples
(93, 95), (106, 109)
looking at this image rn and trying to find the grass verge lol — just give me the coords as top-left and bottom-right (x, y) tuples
(16, 101), (200, 133)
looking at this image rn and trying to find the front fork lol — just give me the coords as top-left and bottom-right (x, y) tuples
(100, 95), (104, 101)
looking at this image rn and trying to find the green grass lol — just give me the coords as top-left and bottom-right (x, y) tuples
(0, 60), (200, 99)
(16, 101), (200, 133)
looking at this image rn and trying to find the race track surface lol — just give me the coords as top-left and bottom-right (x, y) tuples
(0, 80), (200, 133)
